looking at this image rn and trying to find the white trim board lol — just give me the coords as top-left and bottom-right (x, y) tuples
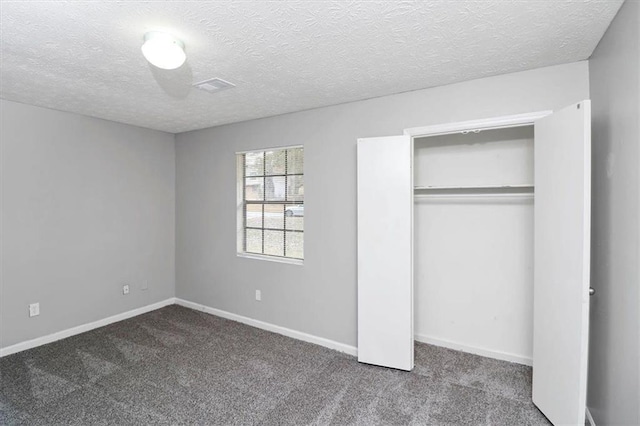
(175, 298), (358, 357)
(404, 110), (552, 138)
(0, 298), (176, 357)
(0, 297), (356, 359)
(414, 333), (533, 366)
(1, 297), (534, 365)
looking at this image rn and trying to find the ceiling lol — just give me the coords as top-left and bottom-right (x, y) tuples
(0, 1), (623, 134)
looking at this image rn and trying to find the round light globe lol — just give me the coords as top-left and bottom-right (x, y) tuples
(141, 32), (186, 70)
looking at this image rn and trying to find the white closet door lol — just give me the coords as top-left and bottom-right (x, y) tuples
(533, 101), (591, 425)
(357, 135), (413, 371)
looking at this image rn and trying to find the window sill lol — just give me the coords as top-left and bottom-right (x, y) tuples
(237, 252), (304, 266)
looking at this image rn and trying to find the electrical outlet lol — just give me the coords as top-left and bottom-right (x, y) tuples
(29, 303), (40, 317)
(141, 280), (148, 291)
(255, 290), (261, 301)
(123, 285), (130, 295)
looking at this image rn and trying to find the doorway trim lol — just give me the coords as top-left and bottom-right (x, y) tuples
(404, 110), (552, 138)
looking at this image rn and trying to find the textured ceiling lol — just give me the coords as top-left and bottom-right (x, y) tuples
(0, 0), (623, 134)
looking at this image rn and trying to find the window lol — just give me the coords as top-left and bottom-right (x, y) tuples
(237, 146), (304, 261)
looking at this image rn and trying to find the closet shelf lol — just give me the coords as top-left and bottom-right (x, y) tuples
(414, 184), (534, 199)
(414, 184), (533, 191)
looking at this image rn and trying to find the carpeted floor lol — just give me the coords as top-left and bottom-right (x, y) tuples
(1, 305), (550, 425)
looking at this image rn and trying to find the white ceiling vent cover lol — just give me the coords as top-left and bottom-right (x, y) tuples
(193, 78), (236, 93)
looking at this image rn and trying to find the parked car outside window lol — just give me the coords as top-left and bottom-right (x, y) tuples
(285, 205), (304, 217)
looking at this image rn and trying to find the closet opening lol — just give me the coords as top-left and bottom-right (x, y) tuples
(413, 124), (535, 365)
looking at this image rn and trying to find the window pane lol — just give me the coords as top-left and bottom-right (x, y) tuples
(245, 177), (264, 201)
(287, 175), (304, 201)
(246, 229), (262, 254)
(245, 203), (263, 228)
(287, 148), (304, 174)
(285, 231), (303, 259)
(265, 176), (286, 201)
(264, 204), (284, 229)
(245, 152), (264, 177)
(265, 150), (286, 176)
(285, 207), (303, 230)
(264, 230), (284, 257)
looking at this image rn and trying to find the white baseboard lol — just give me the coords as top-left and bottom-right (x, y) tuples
(2, 297), (532, 368)
(414, 333), (533, 366)
(586, 407), (596, 426)
(0, 298), (176, 358)
(175, 298), (358, 356)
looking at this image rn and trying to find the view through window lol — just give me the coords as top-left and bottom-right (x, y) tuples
(237, 146), (304, 260)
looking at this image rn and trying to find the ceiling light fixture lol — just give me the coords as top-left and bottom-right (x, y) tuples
(141, 31), (186, 70)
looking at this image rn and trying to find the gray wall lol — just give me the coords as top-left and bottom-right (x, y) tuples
(587, 1), (640, 424)
(0, 100), (176, 349)
(175, 61), (590, 348)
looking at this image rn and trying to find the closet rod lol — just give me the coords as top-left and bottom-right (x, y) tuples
(414, 192), (534, 200)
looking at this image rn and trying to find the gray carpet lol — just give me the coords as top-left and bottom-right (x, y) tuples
(1, 305), (550, 425)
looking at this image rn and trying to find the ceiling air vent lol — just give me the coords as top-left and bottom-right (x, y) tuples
(193, 77), (236, 93)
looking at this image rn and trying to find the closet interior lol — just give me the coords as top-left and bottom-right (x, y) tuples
(413, 125), (535, 364)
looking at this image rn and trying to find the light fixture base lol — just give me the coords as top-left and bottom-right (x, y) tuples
(141, 31), (186, 70)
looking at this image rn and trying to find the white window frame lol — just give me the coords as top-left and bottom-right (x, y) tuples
(236, 145), (304, 265)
